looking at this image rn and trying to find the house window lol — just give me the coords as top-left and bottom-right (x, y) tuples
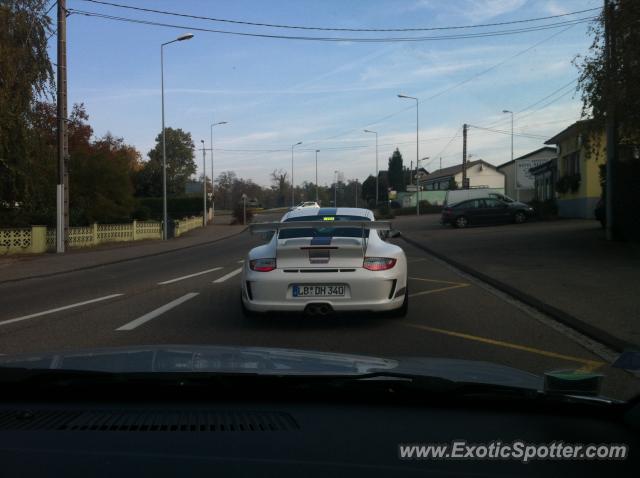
(562, 152), (580, 176)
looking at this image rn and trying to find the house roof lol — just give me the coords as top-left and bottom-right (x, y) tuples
(496, 146), (557, 169)
(544, 119), (595, 145)
(528, 158), (556, 175)
(421, 160), (494, 182)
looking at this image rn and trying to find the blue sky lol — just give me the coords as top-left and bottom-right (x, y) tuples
(56, 0), (600, 186)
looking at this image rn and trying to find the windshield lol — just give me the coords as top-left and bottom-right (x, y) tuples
(279, 215), (371, 239)
(1, 0), (639, 412)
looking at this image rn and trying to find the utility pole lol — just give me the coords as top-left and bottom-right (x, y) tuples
(462, 123), (468, 189)
(604, 0), (617, 241)
(334, 171), (338, 207)
(200, 140), (207, 227)
(315, 150), (320, 203)
(439, 157), (442, 171)
(56, 0), (69, 253)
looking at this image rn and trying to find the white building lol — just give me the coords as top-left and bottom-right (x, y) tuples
(420, 160), (505, 191)
(497, 147), (557, 202)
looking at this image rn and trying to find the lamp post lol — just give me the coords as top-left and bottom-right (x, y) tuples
(161, 32), (194, 240)
(334, 170), (339, 207)
(398, 94), (419, 215)
(291, 141), (302, 207)
(418, 156), (429, 208)
(364, 129), (379, 206)
(503, 109), (516, 201)
(209, 120), (228, 223)
(315, 150), (320, 203)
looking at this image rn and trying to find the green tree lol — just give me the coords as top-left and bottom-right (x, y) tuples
(575, 0), (640, 140)
(146, 128), (196, 196)
(70, 132), (137, 225)
(575, 0), (640, 239)
(388, 148), (404, 192)
(216, 170), (238, 210)
(0, 0), (54, 224)
(270, 169), (289, 207)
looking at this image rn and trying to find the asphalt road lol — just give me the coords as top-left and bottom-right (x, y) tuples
(0, 212), (637, 400)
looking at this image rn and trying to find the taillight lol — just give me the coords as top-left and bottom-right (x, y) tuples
(250, 258), (276, 272)
(363, 257), (397, 271)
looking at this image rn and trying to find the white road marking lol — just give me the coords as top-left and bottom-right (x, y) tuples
(115, 292), (199, 331)
(0, 294), (124, 327)
(237, 259), (244, 263)
(158, 267), (223, 285)
(212, 267), (243, 283)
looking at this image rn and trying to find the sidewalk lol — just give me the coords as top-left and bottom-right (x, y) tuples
(394, 214), (640, 351)
(0, 223), (246, 283)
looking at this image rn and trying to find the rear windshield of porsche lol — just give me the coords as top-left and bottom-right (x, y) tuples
(279, 215), (371, 239)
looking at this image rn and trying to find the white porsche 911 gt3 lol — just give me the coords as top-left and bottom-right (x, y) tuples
(241, 207), (408, 317)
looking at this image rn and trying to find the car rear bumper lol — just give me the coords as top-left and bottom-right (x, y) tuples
(241, 267), (406, 313)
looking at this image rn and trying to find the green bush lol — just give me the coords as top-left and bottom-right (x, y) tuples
(136, 196), (206, 220)
(232, 203), (254, 224)
(374, 203), (394, 219)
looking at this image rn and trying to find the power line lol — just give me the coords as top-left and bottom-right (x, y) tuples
(469, 124), (549, 139)
(68, 8), (596, 42)
(303, 23), (579, 149)
(433, 127), (463, 160)
(45, 1), (57, 16)
(76, 0), (600, 33)
(480, 78), (579, 129)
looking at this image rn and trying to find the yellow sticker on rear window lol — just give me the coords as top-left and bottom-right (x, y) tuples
(322, 216), (335, 221)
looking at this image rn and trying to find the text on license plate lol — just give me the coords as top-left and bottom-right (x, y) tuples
(292, 285), (345, 297)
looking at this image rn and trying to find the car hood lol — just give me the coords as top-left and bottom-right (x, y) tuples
(0, 345), (542, 390)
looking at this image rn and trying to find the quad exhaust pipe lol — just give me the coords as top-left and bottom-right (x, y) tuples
(305, 303), (334, 317)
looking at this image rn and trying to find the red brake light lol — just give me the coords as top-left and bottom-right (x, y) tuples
(363, 257), (397, 271)
(250, 258), (276, 272)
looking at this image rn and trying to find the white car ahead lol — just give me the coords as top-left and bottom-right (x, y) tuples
(241, 207), (408, 316)
(293, 201), (321, 210)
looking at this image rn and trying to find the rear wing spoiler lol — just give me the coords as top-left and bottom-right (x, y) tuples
(249, 221), (392, 234)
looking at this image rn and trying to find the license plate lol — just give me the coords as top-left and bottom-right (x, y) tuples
(292, 284), (345, 297)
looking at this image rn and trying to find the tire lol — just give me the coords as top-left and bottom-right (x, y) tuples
(514, 211), (527, 224)
(397, 287), (409, 317)
(454, 215), (469, 228)
(384, 286), (408, 318)
(240, 291), (257, 318)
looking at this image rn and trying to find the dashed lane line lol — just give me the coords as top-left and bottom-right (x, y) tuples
(212, 268), (243, 284)
(157, 267), (223, 285)
(0, 294), (124, 327)
(115, 293), (199, 331)
(404, 323), (604, 372)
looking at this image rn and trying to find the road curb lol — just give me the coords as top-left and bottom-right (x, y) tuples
(0, 227), (248, 285)
(401, 234), (633, 353)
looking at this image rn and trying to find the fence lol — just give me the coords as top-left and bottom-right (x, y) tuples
(1, 217), (202, 255)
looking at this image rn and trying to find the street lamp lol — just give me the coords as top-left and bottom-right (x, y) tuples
(200, 140), (207, 227)
(210, 120), (228, 223)
(398, 94), (420, 215)
(364, 129), (379, 206)
(334, 170), (339, 207)
(502, 109), (516, 201)
(315, 150), (320, 203)
(291, 141), (302, 207)
(161, 32), (194, 240)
